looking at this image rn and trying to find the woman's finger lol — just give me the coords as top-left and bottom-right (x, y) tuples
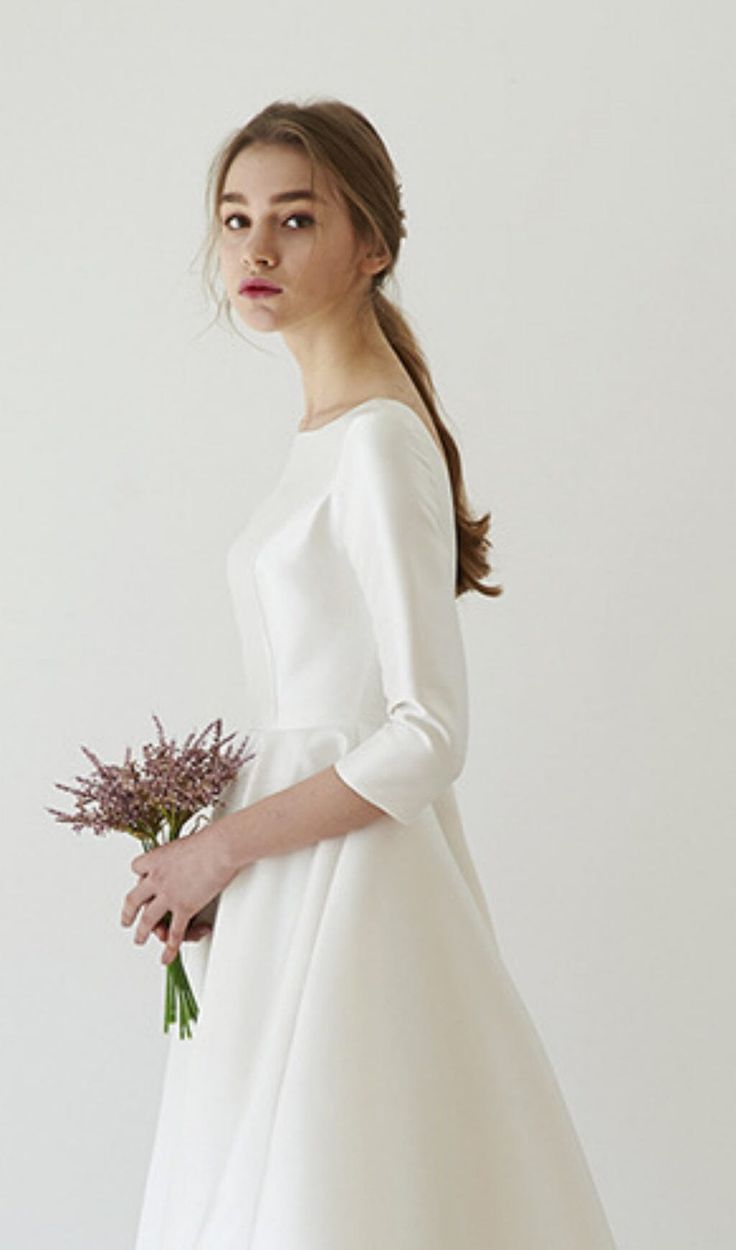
(161, 910), (191, 965)
(134, 897), (172, 947)
(121, 877), (157, 928)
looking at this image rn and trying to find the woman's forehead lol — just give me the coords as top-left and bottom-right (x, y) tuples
(224, 144), (333, 200)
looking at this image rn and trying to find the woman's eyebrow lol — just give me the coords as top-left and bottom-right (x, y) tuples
(218, 189), (326, 206)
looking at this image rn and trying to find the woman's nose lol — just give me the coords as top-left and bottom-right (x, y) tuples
(242, 249), (276, 270)
(241, 229), (277, 271)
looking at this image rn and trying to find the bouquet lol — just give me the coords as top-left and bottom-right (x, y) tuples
(47, 714), (255, 1039)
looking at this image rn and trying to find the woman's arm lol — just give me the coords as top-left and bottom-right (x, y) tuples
(123, 770), (382, 962)
(217, 764), (389, 873)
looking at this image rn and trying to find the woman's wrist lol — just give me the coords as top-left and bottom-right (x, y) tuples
(215, 806), (258, 877)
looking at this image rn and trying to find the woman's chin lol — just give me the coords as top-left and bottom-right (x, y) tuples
(235, 306), (283, 333)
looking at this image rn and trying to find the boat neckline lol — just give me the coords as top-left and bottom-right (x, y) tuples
(295, 397), (444, 459)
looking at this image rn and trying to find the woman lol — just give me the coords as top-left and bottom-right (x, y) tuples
(122, 98), (618, 1250)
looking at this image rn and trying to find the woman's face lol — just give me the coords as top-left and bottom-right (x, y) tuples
(217, 143), (384, 334)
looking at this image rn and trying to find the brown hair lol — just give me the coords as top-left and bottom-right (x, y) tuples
(198, 97), (503, 599)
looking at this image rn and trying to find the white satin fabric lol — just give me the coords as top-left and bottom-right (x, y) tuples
(133, 398), (618, 1250)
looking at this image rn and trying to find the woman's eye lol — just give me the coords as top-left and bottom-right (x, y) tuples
(221, 213), (314, 231)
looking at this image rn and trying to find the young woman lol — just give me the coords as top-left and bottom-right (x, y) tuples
(123, 98), (618, 1250)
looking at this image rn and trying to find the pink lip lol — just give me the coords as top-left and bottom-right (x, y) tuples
(239, 280), (283, 296)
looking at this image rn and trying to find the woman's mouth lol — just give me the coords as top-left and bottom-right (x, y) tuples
(239, 280), (283, 298)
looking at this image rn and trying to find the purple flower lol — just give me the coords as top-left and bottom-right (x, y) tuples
(47, 714), (255, 844)
(47, 715), (257, 1039)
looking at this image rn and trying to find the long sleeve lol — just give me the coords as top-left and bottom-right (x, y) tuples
(331, 406), (469, 825)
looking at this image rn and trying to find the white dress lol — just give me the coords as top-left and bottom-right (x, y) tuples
(133, 397), (618, 1250)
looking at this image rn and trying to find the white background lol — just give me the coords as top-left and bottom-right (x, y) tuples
(1, 2), (733, 1248)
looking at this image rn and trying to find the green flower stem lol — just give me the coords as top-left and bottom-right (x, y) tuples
(163, 951), (200, 1039)
(127, 825), (202, 1039)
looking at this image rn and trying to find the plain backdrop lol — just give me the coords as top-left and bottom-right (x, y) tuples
(1, 2), (734, 1248)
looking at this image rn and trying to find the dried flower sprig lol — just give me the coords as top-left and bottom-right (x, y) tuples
(47, 715), (256, 1037)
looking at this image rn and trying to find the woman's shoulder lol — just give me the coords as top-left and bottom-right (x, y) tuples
(334, 397), (453, 526)
(342, 396), (446, 465)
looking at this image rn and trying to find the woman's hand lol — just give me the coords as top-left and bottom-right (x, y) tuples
(120, 818), (236, 967)
(151, 895), (220, 944)
(150, 914), (213, 947)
